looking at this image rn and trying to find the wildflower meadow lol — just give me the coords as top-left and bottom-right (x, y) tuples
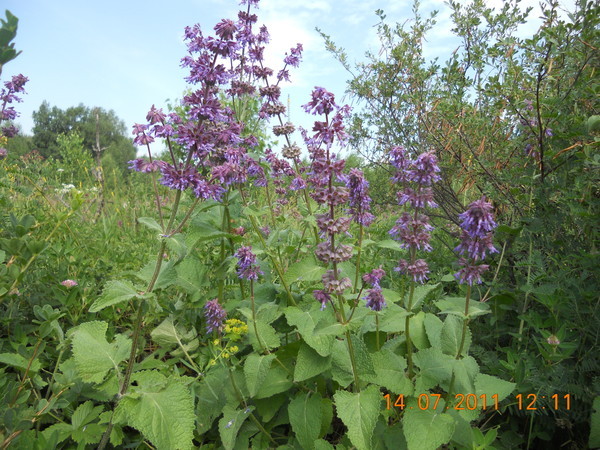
(0, 1), (599, 449)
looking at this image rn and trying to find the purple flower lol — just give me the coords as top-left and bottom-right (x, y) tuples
(204, 299), (226, 333)
(363, 267), (385, 288)
(283, 43), (303, 68)
(454, 259), (489, 285)
(235, 246), (263, 280)
(0, 148), (7, 160)
(313, 290), (331, 310)
(457, 196), (497, 239)
(394, 259), (429, 284)
(60, 279), (78, 288)
(408, 151), (441, 186)
(302, 87), (336, 116)
(364, 287), (386, 311)
(128, 158), (164, 173)
(346, 168), (374, 226)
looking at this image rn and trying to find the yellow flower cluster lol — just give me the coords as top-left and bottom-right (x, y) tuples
(0, 135), (7, 147)
(224, 318), (248, 336)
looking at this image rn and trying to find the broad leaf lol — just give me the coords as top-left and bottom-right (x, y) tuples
(364, 348), (412, 394)
(403, 407), (455, 450)
(435, 297), (490, 319)
(68, 321), (131, 384)
(244, 353), (276, 397)
(413, 347), (454, 392)
(333, 385), (381, 450)
(285, 306), (340, 356)
(289, 392), (323, 450)
(474, 373), (515, 403)
(440, 314), (471, 357)
(89, 280), (142, 312)
(283, 256), (327, 285)
(137, 216), (163, 232)
(114, 371), (194, 450)
(218, 405), (254, 450)
(294, 342), (332, 382)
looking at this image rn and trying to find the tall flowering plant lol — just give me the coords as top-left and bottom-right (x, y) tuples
(389, 145), (441, 377)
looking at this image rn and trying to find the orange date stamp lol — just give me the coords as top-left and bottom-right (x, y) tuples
(383, 393), (571, 411)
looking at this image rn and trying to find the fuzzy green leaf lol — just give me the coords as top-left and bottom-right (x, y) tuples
(403, 407), (455, 450)
(218, 405), (254, 450)
(474, 373), (515, 403)
(114, 371), (194, 450)
(89, 280), (142, 312)
(150, 316), (196, 349)
(364, 348), (411, 393)
(413, 347), (454, 392)
(294, 342), (332, 382)
(283, 256), (327, 285)
(333, 385), (381, 450)
(435, 297), (490, 319)
(244, 353), (276, 397)
(196, 365), (228, 435)
(254, 365), (292, 399)
(68, 321), (131, 384)
(289, 392), (323, 450)
(285, 306), (341, 356)
(441, 314), (471, 357)
(137, 216), (163, 232)
(247, 319), (280, 352)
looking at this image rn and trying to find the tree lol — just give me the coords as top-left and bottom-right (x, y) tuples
(31, 102), (136, 173)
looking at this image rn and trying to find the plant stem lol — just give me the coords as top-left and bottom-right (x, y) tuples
(405, 282), (415, 379)
(353, 223), (364, 292)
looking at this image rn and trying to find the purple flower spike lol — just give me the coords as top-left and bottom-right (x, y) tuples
(302, 87), (336, 116)
(454, 259), (490, 285)
(346, 168), (375, 226)
(235, 246), (263, 280)
(363, 267), (385, 288)
(204, 299), (227, 333)
(457, 196), (497, 239)
(364, 287), (386, 311)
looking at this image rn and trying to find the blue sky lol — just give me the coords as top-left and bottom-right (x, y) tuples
(3, 0), (575, 147)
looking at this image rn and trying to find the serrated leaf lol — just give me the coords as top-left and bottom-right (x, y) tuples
(137, 216), (163, 232)
(407, 283), (441, 311)
(474, 373), (515, 403)
(135, 259), (177, 290)
(89, 280), (142, 312)
(115, 371), (194, 450)
(331, 339), (354, 388)
(289, 392), (323, 450)
(435, 297), (490, 319)
(244, 353), (276, 397)
(196, 365), (228, 435)
(364, 348), (411, 394)
(254, 365), (292, 399)
(285, 306), (338, 356)
(176, 257), (208, 294)
(283, 257), (327, 285)
(377, 239), (402, 251)
(409, 311), (429, 350)
(248, 319), (280, 352)
(150, 316), (196, 351)
(333, 385), (381, 450)
(294, 342), (332, 382)
(0, 352), (41, 373)
(451, 356), (479, 395)
(403, 408), (455, 450)
(68, 321), (131, 384)
(424, 312), (443, 350)
(441, 314), (471, 357)
(219, 405), (254, 450)
(413, 347), (454, 392)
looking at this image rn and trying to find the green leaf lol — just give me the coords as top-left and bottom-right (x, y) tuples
(423, 313), (443, 350)
(331, 339), (354, 388)
(89, 280), (143, 312)
(441, 315), (471, 357)
(137, 216), (163, 232)
(68, 321), (131, 384)
(115, 371), (194, 450)
(150, 316), (197, 353)
(364, 348), (412, 394)
(196, 365), (228, 434)
(247, 319), (280, 352)
(0, 352), (41, 373)
(434, 297), (490, 319)
(285, 306), (341, 356)
(244, 353), (276, 397)
(589, 397), (600, 448)
(451, 356), (479, 395)
(289, 392), (323, 450)
(135, 259), (178, 291)
(413, 347), (454, 392)
(403, 408), (455, 450)
(408, 283), (441, 311)
(350, 334), (375, 379)
(333, 385), (381, 450)
(377, 239), (402, 251)
(176, 257), (208, 294)
(254, 365), (292, 399)
(409, 311), (429, 350)
(283, 256), (327, 285)
(294, 342), (332, 382)
(219, 405), (254, 450)
(474, 373), (515, 403)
